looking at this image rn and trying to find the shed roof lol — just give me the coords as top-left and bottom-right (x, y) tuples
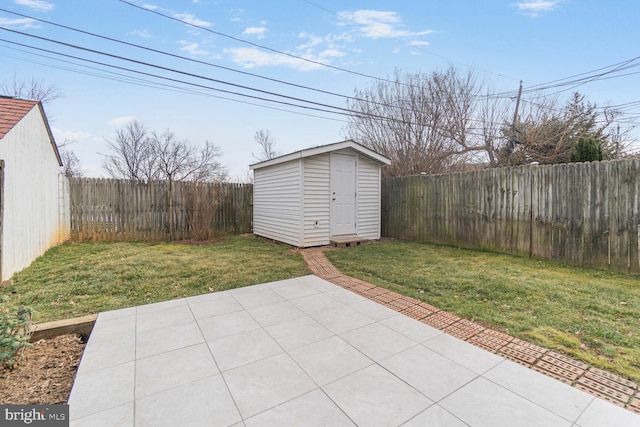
(250, 140), (391, 170)
(0, 96), (62, 166)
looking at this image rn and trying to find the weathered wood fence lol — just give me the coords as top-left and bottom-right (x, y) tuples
(69, 178), (253, 242)
(382, 160), (640, 274)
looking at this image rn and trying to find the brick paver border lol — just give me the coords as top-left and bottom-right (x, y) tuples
(300, 247), (640, 414)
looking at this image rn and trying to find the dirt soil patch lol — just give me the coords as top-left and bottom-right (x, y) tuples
(0, 334), (85, 404)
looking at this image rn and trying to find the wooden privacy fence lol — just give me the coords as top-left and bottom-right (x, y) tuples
(69, 178), (253, 242)
(382, 160), (640, 274)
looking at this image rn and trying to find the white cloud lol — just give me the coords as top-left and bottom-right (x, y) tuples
(0, 17), (37, 28)
(409, 40), (429, 46)
(173, 12), (212, 27)
(129, 29), (151, 39)
(243, 26), (267, 39)
(230, 8), (245, 22)
(178, 41), (209, 57)
(141, 3), (211, 27)
(338, 10), (434, 39)
(52, 127), (91, 142)
(108, 116), (137, 127)
(225, 27), (350, 71)
(14, 0), (54, 12)
(515, 1), (560, 17)
(297, 32), (324, 49)
(225, 47), (343, 71)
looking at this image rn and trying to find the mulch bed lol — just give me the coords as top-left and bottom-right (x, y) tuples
(0, 334), (85, 404)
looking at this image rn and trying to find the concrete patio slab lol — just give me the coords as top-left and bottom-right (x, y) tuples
(68, 275), (640, 426)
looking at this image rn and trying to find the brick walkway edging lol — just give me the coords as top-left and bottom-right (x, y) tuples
(300, 247), (640, 414)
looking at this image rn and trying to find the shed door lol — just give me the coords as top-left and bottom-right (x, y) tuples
(330, 153), (356, 236)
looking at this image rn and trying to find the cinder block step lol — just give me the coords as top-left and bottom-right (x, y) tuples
(330, 235), (368, 247)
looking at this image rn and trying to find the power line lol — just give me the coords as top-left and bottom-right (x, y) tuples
(524, 56), (640, 92)
(489, 56), (640, 99)
(118, 0), (409, 86)
(0, 26), (361, 116)
(2, 31), (634, 137)
(0, 15), (635, 137)
(0, 8), (452, 115)
(0, 7), (363, 103)
(0, 42), (348, 123)
(1, 32), (464, 130)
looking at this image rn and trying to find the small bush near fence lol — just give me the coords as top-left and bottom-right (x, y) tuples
(69, 178), (252, 242)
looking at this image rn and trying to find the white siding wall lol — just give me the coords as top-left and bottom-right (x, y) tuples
(357, 155), (382, 240)
(252, 159), (302, 246)
(0, 107), (63, 281)
(302, 153), (330, 246)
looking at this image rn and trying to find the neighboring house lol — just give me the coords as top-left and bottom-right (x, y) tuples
(0, 96), (70, 282)
(250, 140), (391, 247)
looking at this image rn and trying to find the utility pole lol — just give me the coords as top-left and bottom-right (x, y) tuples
(508, 80), (524, 166)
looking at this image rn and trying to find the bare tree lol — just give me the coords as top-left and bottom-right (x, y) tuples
(0, 75), (61, 104)
(476, 92), (512, 167)
(149, 130), (226, 182)
(58, 139), (84, 178)
(148, 129), (227, 241)
(102, 120), (155, 180)
(345, 66), (486, 176)
(252, 129), (278, 161)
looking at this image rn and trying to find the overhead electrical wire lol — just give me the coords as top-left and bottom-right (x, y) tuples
(524, 57), (640, 92)
(0, 14), (507, 123)
(0, 42), (349, 123)
(0, 34), (357, 118)
(2, 4), (635, 105)
(0, 26), (364, 116)
(0, 5), (636, 134)
(531, 58), (640, 98)
(0, 36), (500, 133)
(0, 7), (361, 103)
(118, 0), (410, 86)
(490, 56), (640, 100)
(1, 8), (477, 115)
(118, 0), (518, 102)
(2, 32), (501, 134)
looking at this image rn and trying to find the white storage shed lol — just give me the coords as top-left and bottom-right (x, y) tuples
(250, 140), (390, 247)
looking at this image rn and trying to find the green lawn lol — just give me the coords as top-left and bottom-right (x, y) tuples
(325, 240), (640, 383)
(2, 235), (308, 323)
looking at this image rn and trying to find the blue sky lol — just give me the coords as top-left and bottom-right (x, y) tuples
(1, 0), (638, 178)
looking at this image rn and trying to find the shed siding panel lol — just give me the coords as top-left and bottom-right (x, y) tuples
(253, 160), (301, 246)
(0, 107), (64, 281)
(302, 154), (330, 246)
(357, 156), (381, 239)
